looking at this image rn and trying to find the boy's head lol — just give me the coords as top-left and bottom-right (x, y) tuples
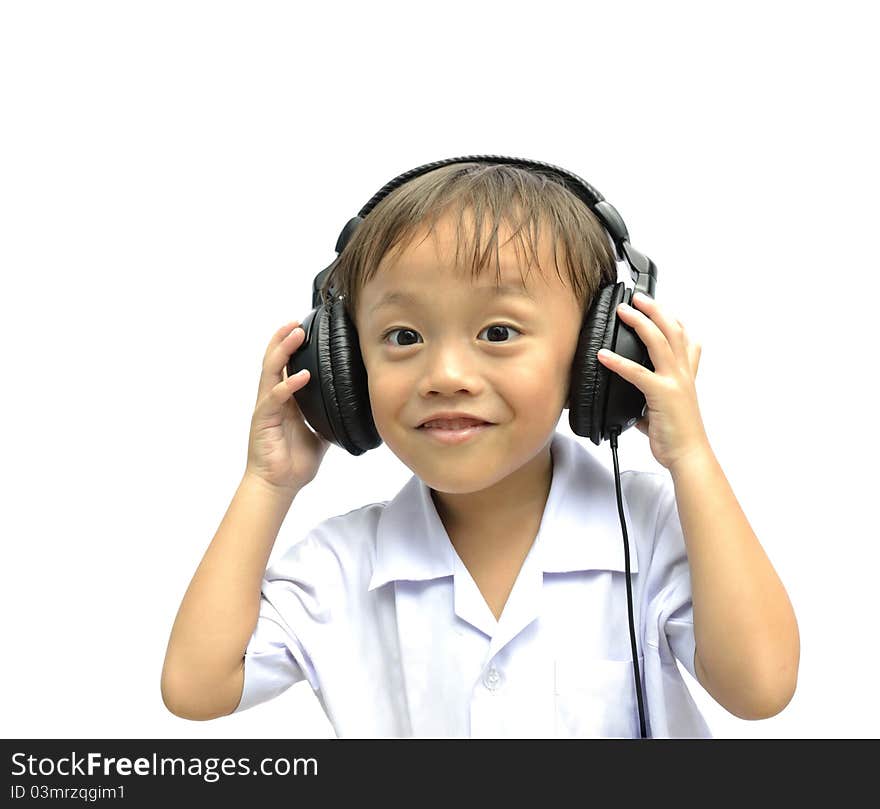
(319, 162), (617, 495)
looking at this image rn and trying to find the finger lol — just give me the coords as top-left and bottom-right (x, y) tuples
(268, 367), (311, 406)
(674, 317), (702, 379)
(264, 320), (302, 361)
(596, 346), (657, 395)
(258, 321), (305, 400)
(615, 301), (677, 373)
(254, 368), (311, 418)
(690, 342), (702, 378)
(630, 293), (691, 368)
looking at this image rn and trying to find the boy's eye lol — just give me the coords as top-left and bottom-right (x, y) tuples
(381, 324), (522, 347)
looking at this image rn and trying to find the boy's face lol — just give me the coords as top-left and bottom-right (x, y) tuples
(353, 210), (585, 497)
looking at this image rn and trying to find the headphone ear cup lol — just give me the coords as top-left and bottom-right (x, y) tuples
(569, 282), (623, 445)
(325, 298), (382, 455)
(569, 283), (654, 445)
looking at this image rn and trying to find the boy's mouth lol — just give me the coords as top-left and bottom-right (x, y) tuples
(416, 421), (494, 445)
(418, 417), (492, 430)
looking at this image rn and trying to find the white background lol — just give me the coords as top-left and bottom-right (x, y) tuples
(2, 1), (876, 739)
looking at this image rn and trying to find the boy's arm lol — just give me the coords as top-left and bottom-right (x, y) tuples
(670, 443), (800, 720)
(160, 474), (299, 721)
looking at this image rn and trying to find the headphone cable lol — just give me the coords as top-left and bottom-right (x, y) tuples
(609, 426), (648, 739)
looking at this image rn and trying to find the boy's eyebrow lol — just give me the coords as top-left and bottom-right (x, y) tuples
(369, 284), (534, 314)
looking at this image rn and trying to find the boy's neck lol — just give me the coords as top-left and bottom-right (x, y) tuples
(430, 441), (554, 547)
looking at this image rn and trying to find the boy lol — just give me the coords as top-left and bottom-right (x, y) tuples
(160, 161), (799, 737)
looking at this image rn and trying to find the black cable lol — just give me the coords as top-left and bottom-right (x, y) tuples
(609, 426), (648, 739)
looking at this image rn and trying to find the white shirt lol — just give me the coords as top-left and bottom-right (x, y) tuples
(233, 430), (712, 738)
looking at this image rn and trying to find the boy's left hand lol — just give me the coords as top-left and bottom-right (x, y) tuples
(596, 291), (710, 471)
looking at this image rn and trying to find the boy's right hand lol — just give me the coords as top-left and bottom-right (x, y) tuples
(244, 320), (331, 495)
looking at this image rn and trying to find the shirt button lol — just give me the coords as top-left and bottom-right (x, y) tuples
(483, 666), (503, 692)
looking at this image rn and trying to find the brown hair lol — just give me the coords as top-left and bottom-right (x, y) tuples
(318, 162), (619, 326)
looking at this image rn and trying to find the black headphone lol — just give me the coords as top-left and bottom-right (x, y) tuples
(287, 155), (657, 738)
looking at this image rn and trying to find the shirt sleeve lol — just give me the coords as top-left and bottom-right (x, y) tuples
(643, 474), (699, 682)
(232, 531), (330, 713)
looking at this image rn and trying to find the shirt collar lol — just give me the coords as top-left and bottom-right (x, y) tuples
(367, 430), (639, 592)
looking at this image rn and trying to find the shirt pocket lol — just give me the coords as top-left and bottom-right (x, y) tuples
(553, 654), (645, 738)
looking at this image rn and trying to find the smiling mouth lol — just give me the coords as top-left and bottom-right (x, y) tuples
(419, 422), (491, 429)
(417, 422), (494, 444)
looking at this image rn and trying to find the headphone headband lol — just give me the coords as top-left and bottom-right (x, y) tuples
(312, 154), (656, 309)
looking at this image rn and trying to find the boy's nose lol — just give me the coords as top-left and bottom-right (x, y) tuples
(417, 358), (486, 396)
